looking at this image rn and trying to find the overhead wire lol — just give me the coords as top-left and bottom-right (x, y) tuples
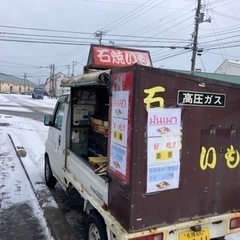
(209, 0), (236, 9)
(0, 1), (196, 72)
(202, 2), (227, 64)
(101, 0), (165, 32)
(136, 2), (196, 64)
(200, 25), (240, 39)
(0, 31), (193, 44)
(211, 10), (240, 22)
(0, 24), (93, 35)
(153, 49), (192, 62)
(0, 0), (239, 78)
(0, 24), (96, 70)
(106, 1), (195, 66)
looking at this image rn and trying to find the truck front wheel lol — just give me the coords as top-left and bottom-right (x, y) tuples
(86, 210), (108, 240)
(44, 155), (57, 188)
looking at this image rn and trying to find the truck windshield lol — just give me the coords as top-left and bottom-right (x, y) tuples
(34, 89), (44, 94)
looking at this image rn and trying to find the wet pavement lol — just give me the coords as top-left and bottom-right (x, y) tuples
(0, 203), (49, 240)
(0, 132), (77, 240)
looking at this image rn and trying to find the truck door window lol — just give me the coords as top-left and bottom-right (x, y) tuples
(54, 102), (65, 129)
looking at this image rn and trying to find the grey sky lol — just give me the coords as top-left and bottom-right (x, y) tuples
(0, 0), (239, 84)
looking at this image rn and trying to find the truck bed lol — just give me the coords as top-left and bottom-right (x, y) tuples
(65, 150), (109, 206)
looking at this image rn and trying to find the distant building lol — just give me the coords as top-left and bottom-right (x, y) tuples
(215, 60), (240, 76)
(45, 72), (69, 98)
(0, 72), (36, 94)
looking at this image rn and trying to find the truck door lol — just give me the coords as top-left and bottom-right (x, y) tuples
(46, 95), (68, 185)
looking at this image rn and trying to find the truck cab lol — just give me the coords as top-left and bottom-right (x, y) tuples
(32, 87), (44, 99)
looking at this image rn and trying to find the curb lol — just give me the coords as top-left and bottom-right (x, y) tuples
(8, 133), (78, 240)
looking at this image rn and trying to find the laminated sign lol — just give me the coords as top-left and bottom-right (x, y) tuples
(147, 108), (182, 193)
(109, 90), (130, 182)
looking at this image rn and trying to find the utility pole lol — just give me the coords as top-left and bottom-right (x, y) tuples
(50, 64), (55, 98)
(50, 65), (53, 98)
(191, 0), (201, 72)
(71, 61), (77, 77)
(23, 73), (27, 93)
(53, 64), (55, 98)
(27, 78), (30, 92)
(95, 30), (104, 45)
(66, 65), (70, 77)
(40, 65), (51, 96)
(190, 1), (211, 72)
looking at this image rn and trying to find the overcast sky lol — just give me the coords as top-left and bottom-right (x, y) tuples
(0, 0), (239, 85)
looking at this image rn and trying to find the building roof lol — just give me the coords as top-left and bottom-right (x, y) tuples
(171, 69), (240, 85)
(215, 60), (240, 76)
(227, 60), (240, 65)
(0, 72), (36, 87)
(45, 72), (66, 85)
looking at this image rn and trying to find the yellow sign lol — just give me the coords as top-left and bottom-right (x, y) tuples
(200, 145), (240, 170)
(114, 131), (123, 141)
(144, 86), (165, 111)
(179, 228), (209, 240)
(200, 147), (216, 170)
(155, 150), (173, 160)
(225, 145), (240, 169)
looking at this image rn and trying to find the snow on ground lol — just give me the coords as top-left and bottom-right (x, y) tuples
(0, 131), (53, 240)
(0, 94), (57, 239)
(0, 133), (36, 208)
(0, 94), (57, 178)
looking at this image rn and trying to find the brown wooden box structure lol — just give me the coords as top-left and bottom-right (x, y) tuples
(107, 64), (240, 232)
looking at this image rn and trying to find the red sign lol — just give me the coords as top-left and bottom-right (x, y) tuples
(89, 45), (152, 68)
(108, 71), (134, 184)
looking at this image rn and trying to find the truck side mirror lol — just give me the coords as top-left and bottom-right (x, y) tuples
(44, 114), (53, 126)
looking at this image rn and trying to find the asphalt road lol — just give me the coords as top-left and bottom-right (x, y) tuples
(0, 94), (54, 122)
(49, 184), (86, 239)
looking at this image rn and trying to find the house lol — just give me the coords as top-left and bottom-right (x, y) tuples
(0, 72), (36, 94)
(45, 72), (69, 98)
(215, 60), (240, 76)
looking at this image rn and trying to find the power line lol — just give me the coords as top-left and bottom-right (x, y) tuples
(105, 0), (168, 32)
(0, 38), (93, 45)
(0, 24), (93, 35)
(212, 10), (240, 22)
(0, 30), (192, 43)
(200, 25), (240, 39)
(101, 0), (161, 31)
(0, 60), (40, 68)
(0, 31), (97, 41)
(153, 49), (191, 62)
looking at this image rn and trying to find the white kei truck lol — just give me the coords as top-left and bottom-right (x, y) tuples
(44, 45), (240, 240)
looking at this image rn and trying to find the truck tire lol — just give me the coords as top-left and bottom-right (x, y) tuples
(44, 155), (57, 188)
(86, 210), (108, 240)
